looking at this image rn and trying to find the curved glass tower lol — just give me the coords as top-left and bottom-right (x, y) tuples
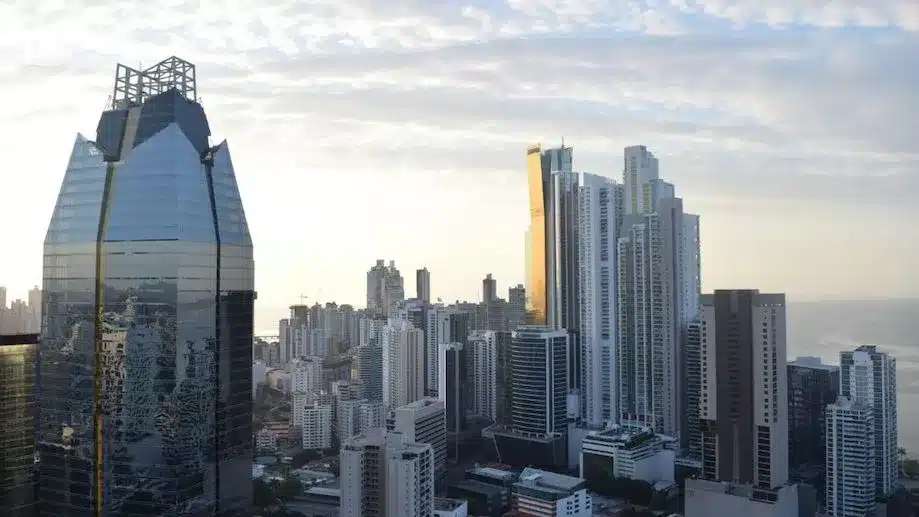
(37, 56), (254, 517)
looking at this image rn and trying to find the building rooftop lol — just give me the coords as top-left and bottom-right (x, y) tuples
(469, 466), (518, 481)
(434, 497), (466, 511)
(516, 467), (585, 494)
(789, 356), (839, 371)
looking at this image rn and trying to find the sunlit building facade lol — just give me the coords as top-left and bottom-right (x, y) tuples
(38, 56), (254, 517)
(0, 333), (40, 517)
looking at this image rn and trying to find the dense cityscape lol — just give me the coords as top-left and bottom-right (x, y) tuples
(0, 51), (913, 517)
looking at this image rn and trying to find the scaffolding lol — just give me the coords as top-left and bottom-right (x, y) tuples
(111, 56), (197, 109)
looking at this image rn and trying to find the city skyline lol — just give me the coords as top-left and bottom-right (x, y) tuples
(1, 2), (917, 315)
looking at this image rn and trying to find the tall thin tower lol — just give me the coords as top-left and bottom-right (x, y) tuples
(38, 57), (255, 516)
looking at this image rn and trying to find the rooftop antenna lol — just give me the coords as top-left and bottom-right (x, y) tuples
(298, 294), (307, 306)
(561, 136), (565, 148)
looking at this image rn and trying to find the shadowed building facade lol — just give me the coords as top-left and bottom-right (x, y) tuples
(37, 56), (254, 517)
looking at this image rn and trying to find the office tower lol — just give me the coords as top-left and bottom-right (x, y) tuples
(826, 397), (875, 517)
(482, 274), (497, 303)
(616, 146), (701, 439)
(301, 402), (333, 450)
(38, 57), (254, 516)
(416, 268), (431, 303)
(382, 319), (425, 409)
(439, 343), (466, 461)
(699, 290), (788, 488)
(1, 333), (39, 517)
(788, 357), (839, 494)
(426, 308), (470, 398)
(355, 344), (383, 401)
(684, 320), (702, 459)
(470, 330), (497, 422)
(507, 285), (526, 329)
(387, 398), (447, 487)
(511, 327), (569, 436)
(341, 428), (434, 517)
(577, 172), (624, 427)
(839, 345), (898, 497)
(524, 143), (573, 326)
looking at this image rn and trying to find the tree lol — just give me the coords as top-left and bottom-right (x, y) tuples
(276, 476), (304, 500)
(253, 478), (276, 508)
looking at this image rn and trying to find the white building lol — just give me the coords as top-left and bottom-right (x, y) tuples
(434, 497), (468, 517)
(291, 357), (323, 394)
(512, 467), (591, 517)
(301, 402), (333, 450)
(839, 345), (898, 498)
(358, 317), (385, 346)
(279, 318), (293, 364)
(699, 290), (788, 489)
(469, 330), (497, 421)
(685, 479), (812, 517)
(338, 399), (363, 445)
(341, 428), (434, 517)
(580, 426), (675, 484)
(825, 396), (875, 517)
(387, 398), (447, 483)
(616, 145), (700, 441)
(382, 318), (425, 409)
(577, 172), (624, 427)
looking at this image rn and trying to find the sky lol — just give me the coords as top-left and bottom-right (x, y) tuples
(0, 1), (917, 333)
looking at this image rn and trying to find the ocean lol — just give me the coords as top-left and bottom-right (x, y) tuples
(255, 298), (919, 453)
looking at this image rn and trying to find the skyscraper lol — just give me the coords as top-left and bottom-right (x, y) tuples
(482, 273), (497, 304)
(507, 285), (526, 329)
(699, 290), (788, 489)
(469, 330), (497, 422)
(38, 56), (254, 516)
(525, 144), (573, 326)
(1, 333), (39, 517)
(616, 145), (700, 440)
(787, 356), (839, 500)
(381, 319), (425, 409)
(825, 397), (875, 517)
(416, 267), (431, 303)
(839, 345), (898, 498)
(577, 172), (624, 427)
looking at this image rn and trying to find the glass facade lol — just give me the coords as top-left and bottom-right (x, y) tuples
(38, 65), (254, 517)
(0, 333), (40, 517)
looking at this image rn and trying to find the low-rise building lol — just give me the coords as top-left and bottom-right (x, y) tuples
(580, 425), (676, 484)
(512, 467), (591, 517)
(434, 497), (469, 517)
(684, 479), (816, 517)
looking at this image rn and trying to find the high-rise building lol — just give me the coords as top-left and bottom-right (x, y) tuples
(439, 343), (467, 438)
(341, 428), (435, 517)
(511, 327), (569, 437)
(699, 290), (788, 489)
(301, 402), (333, 450)
(416, 268), (431, 303)
(787, 356), (839, 498)
(577, 172), (624, 427)
(494, 331), (514, 427)
(366, 260), (404, 317)
(38, 56), (254, 516)
(825, 397), (875, 517)
(839, 345), (898, 497)
(547, 169), (582, 391)
(524, 144), (573, 326)
(616, 145), (700, 439)
(1, 333), (39, 517)
(386, 398), (447, 488)
(684, 320), (703, 459)
(382, 319), (425, 409)
(355, 344), (383, 402)
(482, 274), (497, 303)
(507, 285), (526, 329)
(470, 330), (497, 422)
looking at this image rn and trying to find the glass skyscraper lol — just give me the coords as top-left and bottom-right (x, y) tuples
(0, 333), (40, 517)
(37, 56), (254, 517)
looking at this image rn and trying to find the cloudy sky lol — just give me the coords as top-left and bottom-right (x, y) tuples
(0, 1), (916, 331)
